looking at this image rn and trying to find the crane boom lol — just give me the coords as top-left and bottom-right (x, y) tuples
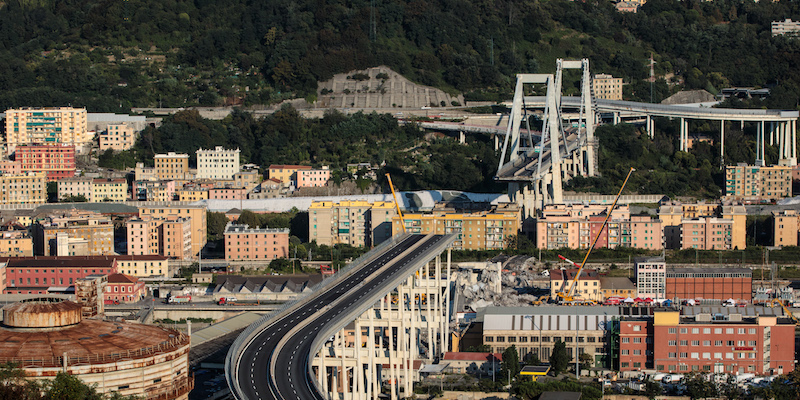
(557, 167), (635, 302)
(385, 173), (406, 233)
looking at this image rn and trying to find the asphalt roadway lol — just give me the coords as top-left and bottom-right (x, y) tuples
(234, 234), (450, 400)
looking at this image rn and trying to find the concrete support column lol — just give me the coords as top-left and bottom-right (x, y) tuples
(720, 120), (725, 166)
(339, 330), (347, 397)
(354, 319), (363, 397)
(679, 118), (686, 152)
(320, 350), (329, 399)
(770, 121), (775, 146)
(494, 134), (499, 151)
(368, 310), (376, 400)
(792, 120), (798, 164)
(613, 112), (620, 125)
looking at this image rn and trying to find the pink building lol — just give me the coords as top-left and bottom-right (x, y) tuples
(2, 256), (117, 294)
(15, 144), (76, 181)
(224, 222), (289, 261)
(209, 187), (248, 200)
(680, 217), (733, 250)
(535, 204), (661, 250)
(297, 167), (331, 188)
(0, 160), (22, 175)
(126, 216), (192, 260)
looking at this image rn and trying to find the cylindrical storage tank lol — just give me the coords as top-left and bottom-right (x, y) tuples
(3, 298), (82, 329)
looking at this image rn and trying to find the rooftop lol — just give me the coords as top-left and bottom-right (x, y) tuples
(442, 352), (501, 362)
(549, 268), (599, 281)
(598, 276), (635, 290)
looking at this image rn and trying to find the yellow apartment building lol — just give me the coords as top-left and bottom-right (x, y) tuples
(176, 188), (210, 202)
(0, 171), (46, 204)
(111, 255), (169, 278)
(154, 152), (189, 180)
(659, 201), (746, 250)
(0, 229), (33, 257)
(773, 210), (800, 246)
(725, 163), (792, 201)
(592, 74), (623, 100)
(267, 164), (311, 186)
(99, 123), (137, 152)
(91, 178), (128, 202)
(391, 206), (520, 250)
(4, 107), (89, 155)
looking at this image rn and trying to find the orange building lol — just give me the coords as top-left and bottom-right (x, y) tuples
(104, 273), (147, 303)
(15, 144), (76, 181)
(224, 222), (289, 261)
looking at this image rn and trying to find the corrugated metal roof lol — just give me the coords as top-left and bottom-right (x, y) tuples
(682, 305), (783, 317)
(481, 306), (620, 316)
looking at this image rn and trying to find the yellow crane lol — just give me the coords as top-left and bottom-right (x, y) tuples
(554, 167), (635, 304)
(385, 173), (406, 233)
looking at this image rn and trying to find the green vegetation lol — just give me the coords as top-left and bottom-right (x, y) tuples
(1, 0), (799, 111)
(549, 340), (571, 376)
(500, 346), (521, 384)
(512, 379), (602, 400)
(61, 194), (88, 203)
(0, 362), (139, 399)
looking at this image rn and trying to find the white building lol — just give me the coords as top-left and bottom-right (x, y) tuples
(772, 19), (800, 37)
(196, 146), (240, 180)
(634, 256), (666, 299)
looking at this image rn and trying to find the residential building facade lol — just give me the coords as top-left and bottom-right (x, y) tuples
(773, 209), (800, 246)
(4, 107), (89, 155)
(57, 176), (93, 201)
(196, 146), (240, 180)
(0, 171), (46, 204)
(91, 178), (128, 202)
(634, 257), (666, 300)
(15, 144), (76, 181)
(224, 222), (289, 261)
(99, 123), (137, 152)
(104, 273), (146, 303)
(309, 200), (398, 248)
(267, 164), (311, 187)
(392, 206), (520, 250)
(725, 164), (792, 202)
(154, 152), (189, 180)
(2, 256), (117, 294)
(659, 202), (746, 250)
(535, 204), (662, 250)
(772, 18), (800, 36)
(593, 74), (623, 100)
(138, 205), (207, 258)
(31, 211), (114, 256)
(549, 269), (602, 302)
(680, 217), (733, 250)
(297, 167), (331, 188)
(0, 226), (34, 257)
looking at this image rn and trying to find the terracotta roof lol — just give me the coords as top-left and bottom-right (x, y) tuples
(1, 256), (117, 268)
(442, 352), (501, 362)
(106, 273), (138, 284)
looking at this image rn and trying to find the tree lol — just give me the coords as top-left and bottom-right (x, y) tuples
(523, 353), (541, 366)
(207, 212), (229, 241)
(549, 340), (570, 376)
(683, 373), (717, 399)
(579, 352), (593, 371)
(501, 345), (520, 384)
(46, 182), (57, 203)
(61, 194), (88, 203)
(237, 210), (261, 229)
(46, 372), (103, 400)
(644, 380), (663, 399)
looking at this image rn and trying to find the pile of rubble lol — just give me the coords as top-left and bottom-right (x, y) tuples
(455, 255), (549, 311)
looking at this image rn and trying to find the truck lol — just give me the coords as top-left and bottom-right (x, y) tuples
(104, 299), (120, 305)
(167, 295), (192, 304)
(218, 297), (263, 306)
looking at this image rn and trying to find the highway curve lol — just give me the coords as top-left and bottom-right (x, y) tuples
(230, 234), (453, 400)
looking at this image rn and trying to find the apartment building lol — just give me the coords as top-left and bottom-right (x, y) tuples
(176, 188), (209, 202)
(4, 107), (89, 155)
(134, 162), (157, 181)
(481, 306), (618, 367)
(126, 216), (192, 260)
(392, 206), (520, 250)
(634, 257), (666, 300)
(618, 318), (652, 371)
(99, 123), (137, 152)
(31, 210), (114, 256)
(133, 180), (175, 201)
(209, 187), (247, 200)
(233, 170), (262, 189)
(2, 256), (117, 294)
(197, 146), (240, 180)
(309, 200), (398, 248)
(104, 273), (146, 303)
(92, 178), (128, 202)
(0, 224), (33, 257)
(297, 167), (331, 188)
(535, 204), (661, 250)
(267, 164), (311, 187)
(0, 171), (47, 204)
(649, 310), (794, 375)
(0, 159), (22, 175)
(772, 18), (800, 36)
(593, 74), (623, 100)
(154, 152), (189, 180)
(113, 255), (169, 278)
(549, 269), (602, 302)
(659, 202), (746, 250)
(725, 163), (792, 202)
(224, 222), (289, 261)
(248, 179), (286, 199)
(680, 217), (733, 250)
(15, 144), (76, 181)
(57, 176), (93, 201)
(773, 209), (800, 246)
(138, 205), (207, 258)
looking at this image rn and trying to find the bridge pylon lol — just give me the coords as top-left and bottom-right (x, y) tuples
(496, 59), (598, 227)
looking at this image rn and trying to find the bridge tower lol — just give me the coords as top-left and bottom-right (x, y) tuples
(496, 59), (598, 226)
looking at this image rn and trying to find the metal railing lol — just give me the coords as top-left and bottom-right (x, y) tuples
(224, 233), (410, 399)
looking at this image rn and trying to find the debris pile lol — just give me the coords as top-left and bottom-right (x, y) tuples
(455, 255), (549, 311)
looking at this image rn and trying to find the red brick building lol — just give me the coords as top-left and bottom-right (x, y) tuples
(2, 256), (117, 294)
(104, 273), (146, 303)
(15, 144), (76, 181)
(666, 267), (752, 301)
(619, 309), (794, 376)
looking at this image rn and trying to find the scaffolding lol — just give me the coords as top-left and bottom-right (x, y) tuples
(75, 274), (107, 318)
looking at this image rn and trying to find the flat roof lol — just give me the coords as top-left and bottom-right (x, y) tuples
(480, 305), (620, 316)
(666, 267), (752, 275)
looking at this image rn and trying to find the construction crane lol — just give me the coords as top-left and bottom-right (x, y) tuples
(768, 299), (799, 325)
(554, 167), (635, 304)
(385, 173), (406, 233)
